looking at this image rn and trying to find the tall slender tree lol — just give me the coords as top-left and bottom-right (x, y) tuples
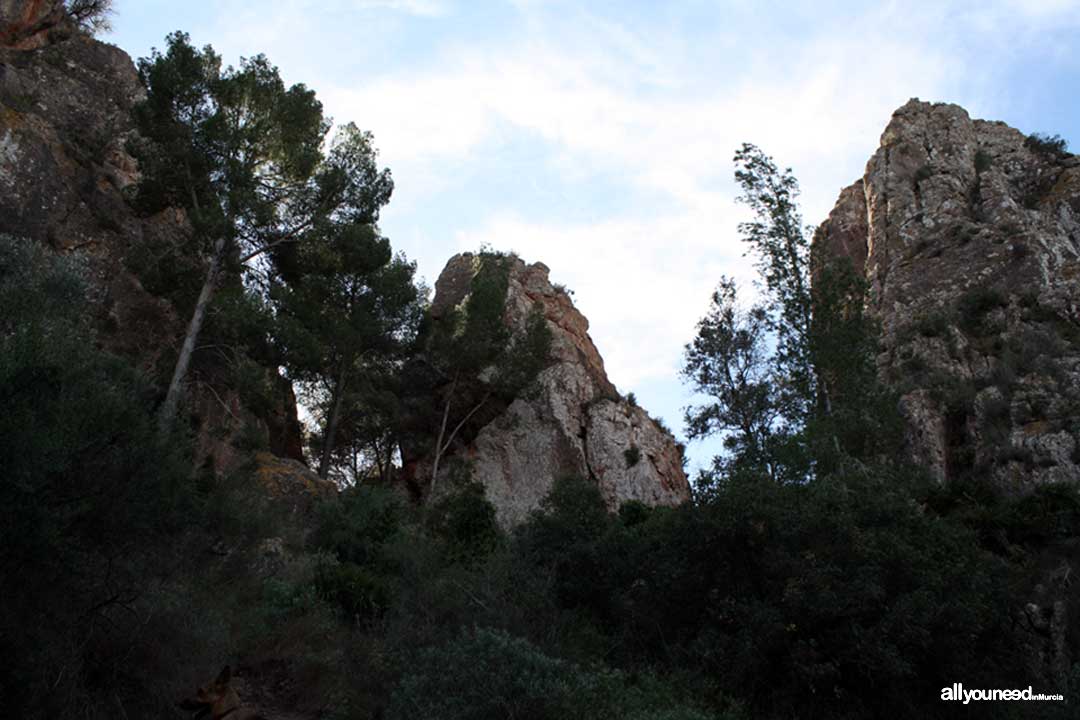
(684, 144), (890, 483)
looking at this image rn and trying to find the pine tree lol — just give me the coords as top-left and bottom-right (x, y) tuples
(271, 196), (423, 480)
(131, 33), (392, 429)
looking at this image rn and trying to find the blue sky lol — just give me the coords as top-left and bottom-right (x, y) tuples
(106, 0), (1080, 474)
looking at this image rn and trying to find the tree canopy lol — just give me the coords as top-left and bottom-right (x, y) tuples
(132, 32), (393, 427)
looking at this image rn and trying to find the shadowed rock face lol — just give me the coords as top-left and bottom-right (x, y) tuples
(814, 99), (1080, 489)
(0, 20), (305, 471)
(416, 253), (690, 527)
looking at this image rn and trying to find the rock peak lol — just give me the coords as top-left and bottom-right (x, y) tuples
(409, 251), (690, 526)
(815, 100), (1080, 489)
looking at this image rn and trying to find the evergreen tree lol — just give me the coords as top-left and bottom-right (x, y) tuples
(271, 195), (423, 480)
(131, 33), (392, 429)
(684, 144), (899, 483)
(65, 0), (112, 33)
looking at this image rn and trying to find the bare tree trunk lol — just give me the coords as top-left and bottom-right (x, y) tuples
(318, 362), (348, 480)
(429, 379), (455, 495)
(158, 236), (226, 432)
(430, 384), (492, 497)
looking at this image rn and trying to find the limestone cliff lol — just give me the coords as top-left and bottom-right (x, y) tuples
(816, 99), (1080, 490)
(0, 9), (304, 472)
(408, 253), (690, 527)
(815, 99), (1080, 686)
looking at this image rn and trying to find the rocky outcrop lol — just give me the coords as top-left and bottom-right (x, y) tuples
(251, 451), (336, 517)
(0, 8), (305, 471)
(413, 253), (690, 527)
(814, 99), (1080, 489)
(815, 100), (1080, 687)
(0, 0), (69, 50)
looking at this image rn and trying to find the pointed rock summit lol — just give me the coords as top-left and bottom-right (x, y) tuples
(408, 253), (690, 526)
(815, 99), (1080, 489)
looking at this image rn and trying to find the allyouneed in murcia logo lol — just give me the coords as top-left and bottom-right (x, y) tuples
(941, 684), (1064, 704)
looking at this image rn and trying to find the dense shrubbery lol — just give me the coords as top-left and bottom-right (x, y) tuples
(0, 238), (196, 715)
(2, 231), (1069, 718)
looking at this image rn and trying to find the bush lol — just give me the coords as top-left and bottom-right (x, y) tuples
(388, 628), (615, 720)
(515, 477), (615, 618)
(0, 237), (196, 715)
(975, 149), (992, 172)
(624, 445), (642, 467)
(914, 309), (949, 338)
(1024, 132), (1069, 157)
(514, 468), (1025, 719)
(427, 482), (503, 563)
(312, 483), (404, 566)
(388, 628), (734, 720)
(315, 560), (392, 619)
(957, 286), (1007, 334)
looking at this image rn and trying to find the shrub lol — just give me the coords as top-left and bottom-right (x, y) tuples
(315, 560), (392, 619)
(388, 628), (615, 720)
(515, 477), (614, 617)
(975, 149), (992, 173)
(1024, 132), (1069, 157)
(957, 286), (1007, 334)
(427, 482), (503, 563)
(0, 237), (196, 716)
(388, 628), (734, 720)
(914, 310), (949, 338)
(624, 445), (642, 467)
(311, 483), (403, 566)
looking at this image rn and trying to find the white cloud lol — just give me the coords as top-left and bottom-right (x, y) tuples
(452, 207), (750, 389)
(107, 0), (1079, 468)
(351, 0), (449, 17)
(316, 3), (968, 389)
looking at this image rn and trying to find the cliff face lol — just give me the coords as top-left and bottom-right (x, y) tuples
(815, 99), (1080, 489)
(0, 12), (305, 472)
(412, 253), (690, 527)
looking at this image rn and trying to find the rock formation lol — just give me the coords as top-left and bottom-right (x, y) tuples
(0, 7), (304, 472)
(815, 99), (1080, 490)
(407, 253), (690, 527)
(0, 0), (69, 50)
(815, 100), (1080, 687)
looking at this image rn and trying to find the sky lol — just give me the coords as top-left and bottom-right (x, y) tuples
(106, 0), (1080, 474)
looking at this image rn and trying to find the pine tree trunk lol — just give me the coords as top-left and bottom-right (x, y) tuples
(429, 387), (453, 495)
(158, 236), (226, 432)
(318, 363), (348, 480)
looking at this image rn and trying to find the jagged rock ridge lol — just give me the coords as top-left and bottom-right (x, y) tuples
(408, 253), (690, 527)
(815, 99), (1080, 490)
